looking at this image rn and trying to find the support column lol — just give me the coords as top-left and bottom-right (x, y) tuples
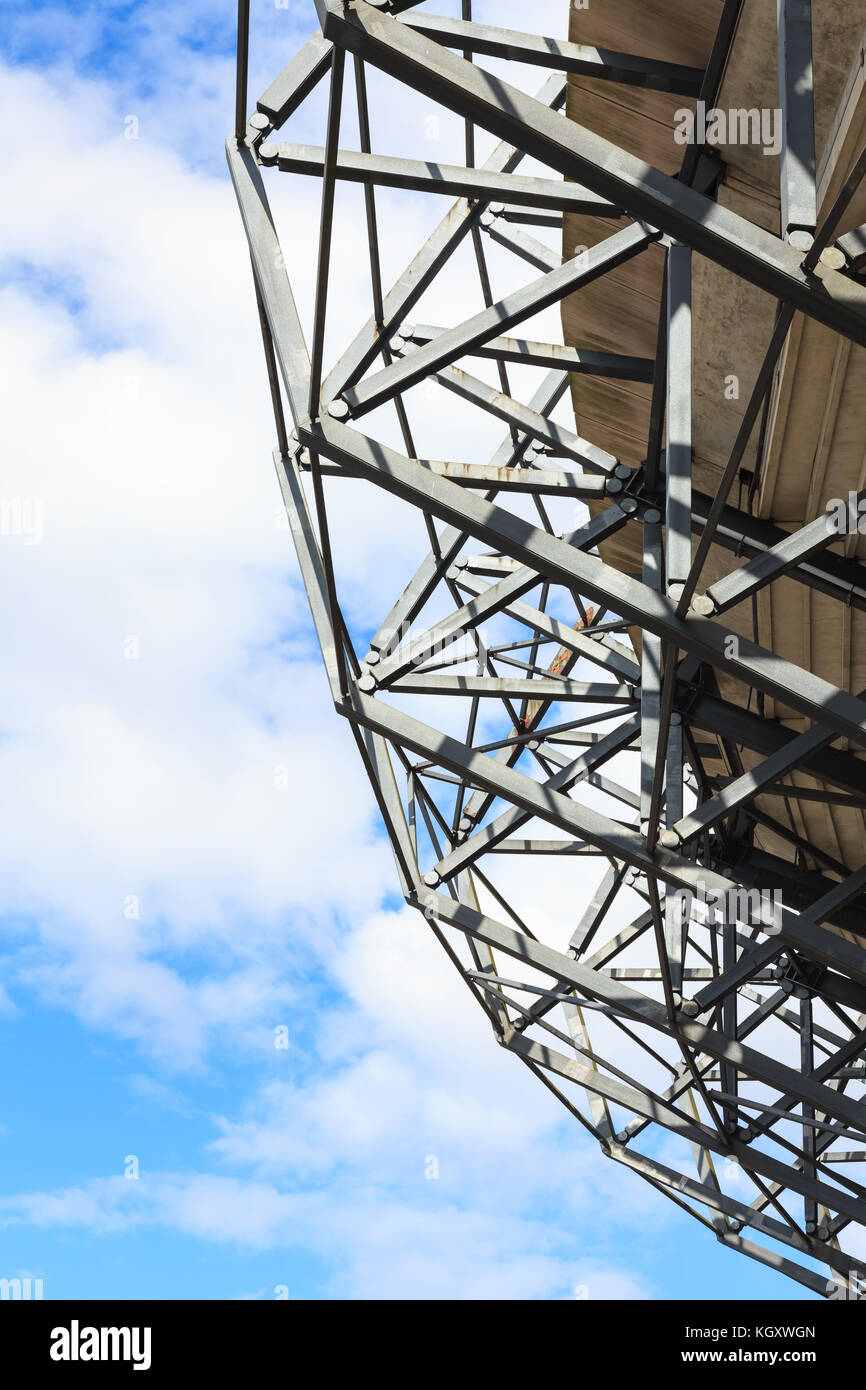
(778, 0), (816, 239)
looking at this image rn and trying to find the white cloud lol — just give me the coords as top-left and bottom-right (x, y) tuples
(0, 58), (407, 1062)
(0, 895), (665, 1297)
(0, 1168), (654, 1300)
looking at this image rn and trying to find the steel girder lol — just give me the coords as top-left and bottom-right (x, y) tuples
(230, 0), (866, 1299)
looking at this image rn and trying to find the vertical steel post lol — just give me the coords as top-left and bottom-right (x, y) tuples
(777, 0), (816, 238)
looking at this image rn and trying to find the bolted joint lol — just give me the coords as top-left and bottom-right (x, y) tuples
(690, 593), (716, 617)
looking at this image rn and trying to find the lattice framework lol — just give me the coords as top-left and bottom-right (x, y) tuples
(230, 0), (866, 1297)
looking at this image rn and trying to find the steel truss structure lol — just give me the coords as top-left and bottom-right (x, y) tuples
(230, 0), (866, 1297)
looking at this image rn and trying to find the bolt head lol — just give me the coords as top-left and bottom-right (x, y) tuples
(788, 228), (814, 253)
(820, 246), (846, 271)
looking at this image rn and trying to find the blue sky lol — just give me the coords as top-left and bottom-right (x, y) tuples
(0, 0), (817, 1300)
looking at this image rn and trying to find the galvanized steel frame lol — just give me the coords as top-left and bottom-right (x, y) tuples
(230, 0), (866, 1298)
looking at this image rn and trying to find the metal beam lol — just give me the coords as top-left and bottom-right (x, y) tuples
(665, 244), (692, 598)
(398, 12), (705, 94)
(301, 414), (866, 751)
(702, 494), (865, 616)
(777, 0), (817, 236)
(262, 141), (619, 218)
(340, 222), (657, 416)
(315, 0), (866, 346)
(404, 325), (654, 380)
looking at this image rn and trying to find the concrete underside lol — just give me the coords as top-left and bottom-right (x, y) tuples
(562, 0), (866, 881)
